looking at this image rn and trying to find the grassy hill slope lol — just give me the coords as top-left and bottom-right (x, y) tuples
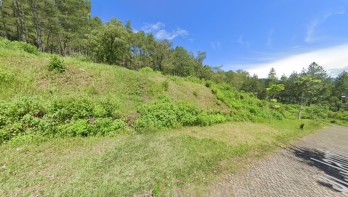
(0, 44), (226, 115)
(0, 38), (293, 142)
(0, 39), (331, 196)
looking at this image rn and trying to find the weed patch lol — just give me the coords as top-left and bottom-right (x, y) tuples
(48, 56), (65, 73)
(135, 96), (229, 133)
(0, 97), (127, 143)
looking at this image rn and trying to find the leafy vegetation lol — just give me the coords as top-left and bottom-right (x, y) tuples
(0, 2), (347, 195)
(0, 120), (324, 196)
(0, 97), (127, 143)
(0, 0), (347, 115)
(0, 38), (39, 55)
(135, 96), (228, 133)
(47, 56), (65, 73)
(0, 39), (346, 143)
(209, 83), (284, 121)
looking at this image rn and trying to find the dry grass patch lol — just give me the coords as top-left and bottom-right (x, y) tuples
(173, 122), (279, 146)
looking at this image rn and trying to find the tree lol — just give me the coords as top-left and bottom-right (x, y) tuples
(266, 84), (285, 99)
(301, 62), (331, 105)
(90, 18), (130, 66)
(224, 70), (250, 90)
(28, 0), (44, 51)
(0, 1), (8, 38)
(0, 0), (92, 54)
(333, 71), (348, 110)
(334, 71), (348, 97)
(240, 74), (265, 97)
(296, 76), (321, 119)
(267, 67), (278, 86)
(279, 72), (301, 103)
(172, 46), (195, 77)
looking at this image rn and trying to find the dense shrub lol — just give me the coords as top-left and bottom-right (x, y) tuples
(0, 38), (38, 55)
(93, 118), (127, 136)
(207, 83), (284, 121)
(48, 56), (65, 73)
(135, 96), (229, 133)
(19, 42), (39, 55)
(0, 97), (127, 143)
(162, 80), (169, 91)
(205, 80), (213, 88)
(139, 67), (154, 73)
(329, 111), (348, 121)
(301, 105), (331, 119)
(185, 76), (202, 84)
(58, 119), (91, 137)
(0, 68), (14, 83)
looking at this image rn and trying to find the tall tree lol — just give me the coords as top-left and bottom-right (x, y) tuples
(0, 1), (8, 38)
(172, 46), (195, 77)
(296, 76), (321, 119)
(11, 0), (28, 42)
(334, 71), (348, 110)
(28, 0), (43, 51)
(301, 62), (331, 105)
(90, 18), (130, 66)
(267, 67), (278, 86)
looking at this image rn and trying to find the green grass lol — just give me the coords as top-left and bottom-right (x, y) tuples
(0, 37), (340, 196)
(0, 119), (325, 196)
(0, 45), (224, 116)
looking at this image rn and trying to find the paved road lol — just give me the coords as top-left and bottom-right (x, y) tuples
(208, 125), (348, 197)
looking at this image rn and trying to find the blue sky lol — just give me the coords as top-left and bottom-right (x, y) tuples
(91, 0), (348, 77)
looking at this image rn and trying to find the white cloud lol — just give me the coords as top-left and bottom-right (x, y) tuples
(305, 10), (346, 43)
(142, 22), (165, 33)
(305, 20), (319, 43)
(236, 35), (250, 48)
(241, 44), (348, 78)
(210, 41), (221, 50)
(141, 22), (188, 40)
(266, 28), (274, 48)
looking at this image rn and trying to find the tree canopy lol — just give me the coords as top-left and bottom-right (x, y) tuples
(0, 0), (347, 113)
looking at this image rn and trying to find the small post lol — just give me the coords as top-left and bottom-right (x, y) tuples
(298, 103), (303, 120)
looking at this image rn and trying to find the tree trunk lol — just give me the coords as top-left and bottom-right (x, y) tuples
(28, 0), (43, 51)
(298, 103), (303, 120)
(0, 7), (8, 38)
(12, 0), (27, 42)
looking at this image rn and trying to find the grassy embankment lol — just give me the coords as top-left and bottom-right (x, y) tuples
(0, 39), (334, 196)
(0, 120), (324, 196)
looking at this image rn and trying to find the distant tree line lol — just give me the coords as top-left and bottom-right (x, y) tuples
(0, 0), (94, 55)
(0, 0), (347, 111)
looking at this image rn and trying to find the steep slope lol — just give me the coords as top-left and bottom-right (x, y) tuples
(0, 46), (226, 115)
(0, 38), (331, 196)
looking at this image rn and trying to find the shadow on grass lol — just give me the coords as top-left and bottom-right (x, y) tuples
(289, 146), (348, 193)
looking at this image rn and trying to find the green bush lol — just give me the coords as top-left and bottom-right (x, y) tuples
(205, 83), (285, 121)
(185, 76), (202, 84)
(0, 37), (11, 47)
(48, 98), (94, 121)
(0, 97), (127, 143)
(0, 38), (39, 55)
(139, 67), (154, 73)
(329, 111), (348, 121)
(93, 118), (127, 136)
(48, 56), (65, 73)
(162, 80), (169, 91)
(135, 96), (229, 133)
(58, 119), (91, 137)
(0, 68), (14, 83)
(193, 90), (199, 97)
(20, 42), (39, 55)
(205, 80), (213, 88)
